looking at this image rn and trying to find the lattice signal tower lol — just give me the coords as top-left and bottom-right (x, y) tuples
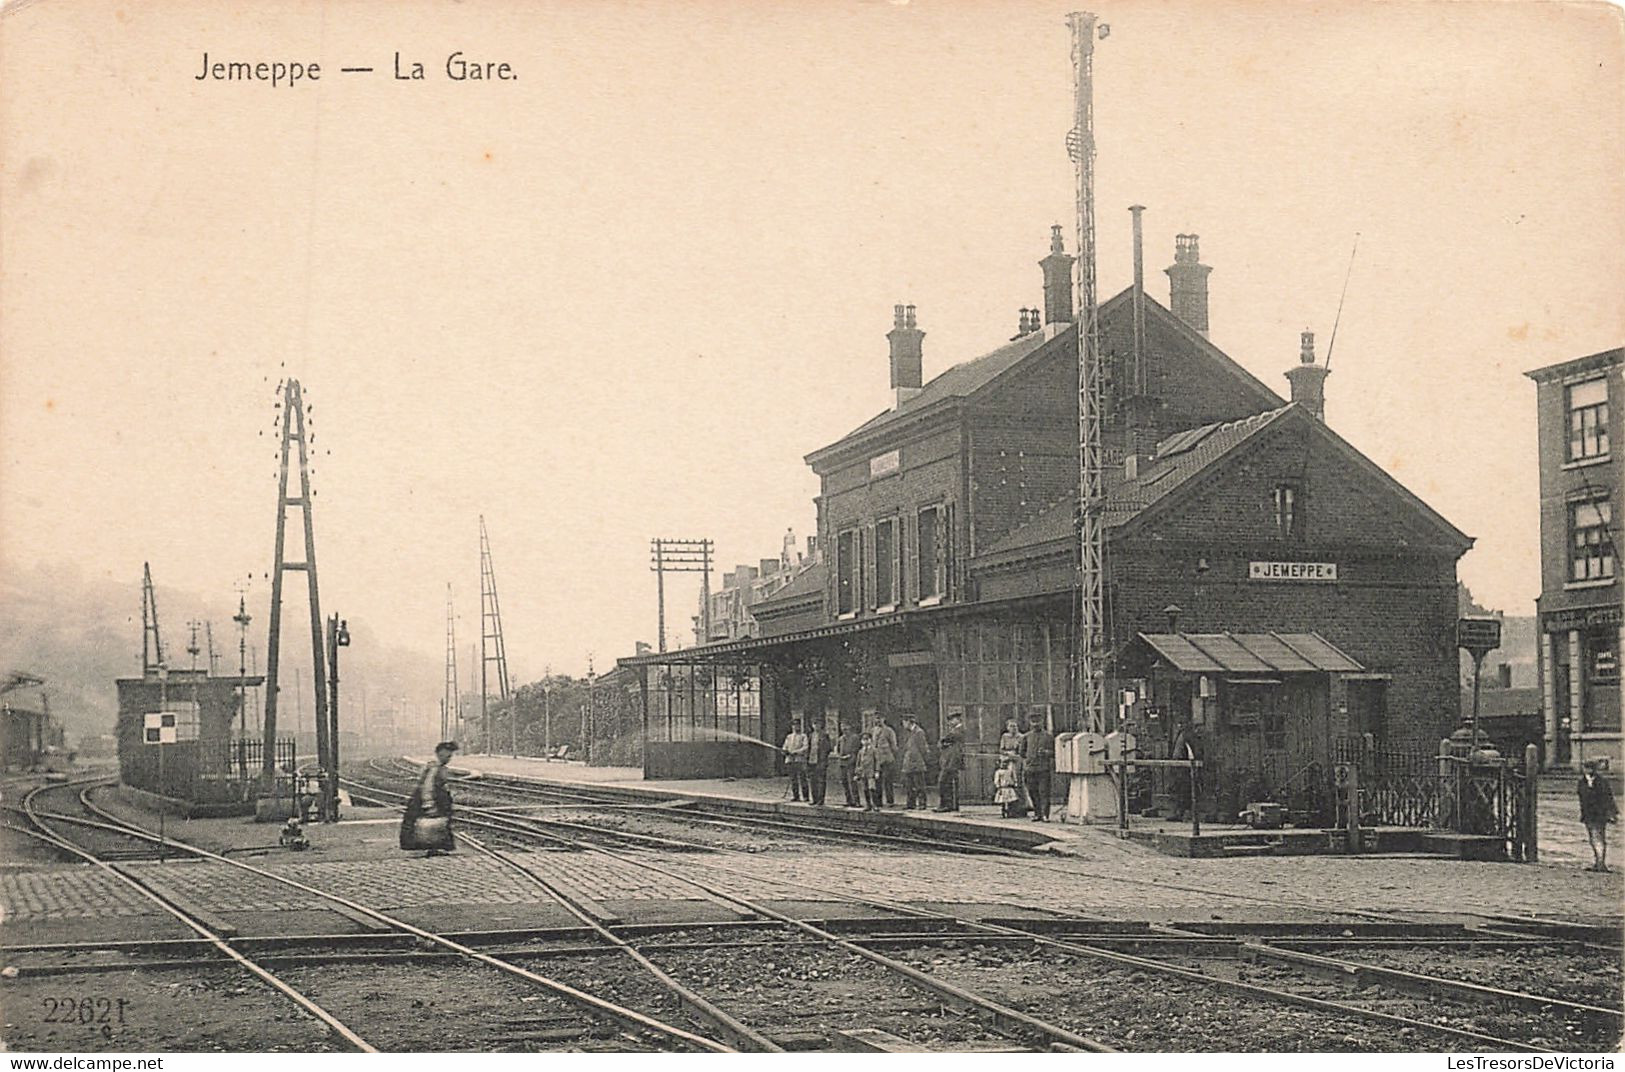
(1069, 11), (1109, 735)
(479, 516), (511, 749)
(443, 583), (460, 741)
(261, 379), (330, 779)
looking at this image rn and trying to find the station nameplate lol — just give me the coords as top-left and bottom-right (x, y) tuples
(1248, 561), (1337, 582)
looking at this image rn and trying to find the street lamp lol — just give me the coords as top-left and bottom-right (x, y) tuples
(324, 615), (350, 822)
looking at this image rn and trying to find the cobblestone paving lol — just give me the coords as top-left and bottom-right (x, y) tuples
(1, 868), (155, 920)
(5, 841), (1619, 923)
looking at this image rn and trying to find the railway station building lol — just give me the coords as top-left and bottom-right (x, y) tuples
(1527, 347), (1621, 771)
(622, 229), (1473, 817)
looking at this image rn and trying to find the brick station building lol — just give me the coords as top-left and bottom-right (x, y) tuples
(1527, 347), (1621, 771)
(623, 228), (1472, 819)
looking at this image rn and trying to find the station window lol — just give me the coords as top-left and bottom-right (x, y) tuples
(1568, 379), (1610, 461)
(874, 517), (898, 608)
(836, 528), (859, 615)
(1591, 628), (1619, 686)
(917, 505), (944, 601)
(1273, 483), (1302, 539)
(1569, 497), (1615, 582)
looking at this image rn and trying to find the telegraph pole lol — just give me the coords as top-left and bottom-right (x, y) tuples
(649, 538), (712, 651)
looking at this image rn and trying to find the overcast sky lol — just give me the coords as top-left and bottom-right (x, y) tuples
(3, 0), (1621, 694)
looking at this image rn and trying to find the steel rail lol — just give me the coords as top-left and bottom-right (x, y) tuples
(355, 780), (1120, 1052)
(422, 821), (782, 1050)
(67, 783), (734, 1053)
(394, 760), (1016, 856)
(11, 787), (377, 1053)
(413, 788), (1565, 1053)
(390, 761), (1622, 949)
(348, 775), (1107, 1051)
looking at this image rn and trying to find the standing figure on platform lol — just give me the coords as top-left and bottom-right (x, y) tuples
(400, 741), (458, 855)
(870, 714), (899, 808)
(781, 719), (810, 802)
(934, 716), (964, 813)
(898, 714), (930, 809)
(1020, 717), (1055, 822)
(835, 719), (863, 808)
(1579, 760), (1617, 872)
(857, 732), (881, 811)
(993, 757), (1021, 818)
(999, 718), (1028, 817)
(807, 718), (833, 806)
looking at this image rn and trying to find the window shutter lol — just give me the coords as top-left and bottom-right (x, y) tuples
(863, 523), (876, 610)
(943, 503), (955, 599)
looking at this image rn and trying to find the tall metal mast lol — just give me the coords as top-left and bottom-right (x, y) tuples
(141, 562), (164, 674)
(1069, 11), (1108, 737)
(443, 583), (460, 742)
(479, 516), (511, 751)
(262, 379), (329, 781)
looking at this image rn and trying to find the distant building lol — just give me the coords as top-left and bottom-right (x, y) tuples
(692, 530), (821, 645)
(1527, 347), (1622, 770)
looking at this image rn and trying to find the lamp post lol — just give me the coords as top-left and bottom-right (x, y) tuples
(156, 661), (168, 861)
(586, 659), (596, 764)
(542, 673), (553, 756)
(324, 615), (350, 821)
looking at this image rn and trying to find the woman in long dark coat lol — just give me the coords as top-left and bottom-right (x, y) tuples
(400, 741), (458, 853)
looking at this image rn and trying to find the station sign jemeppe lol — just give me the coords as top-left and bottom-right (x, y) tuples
(1248, 561), (1338, 583)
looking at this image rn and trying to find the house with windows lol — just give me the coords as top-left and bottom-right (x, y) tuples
(1527, 347), (1622, 770)
(621, 227), (1473, 815)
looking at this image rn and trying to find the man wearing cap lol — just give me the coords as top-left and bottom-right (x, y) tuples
(1578, 760), (1617, 872)
(898, 714), (930, 809)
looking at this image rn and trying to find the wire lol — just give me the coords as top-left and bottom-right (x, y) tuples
(1323, 233), (1360, 373)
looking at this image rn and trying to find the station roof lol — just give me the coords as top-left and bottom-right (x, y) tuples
(1138, 632), (1364, 674)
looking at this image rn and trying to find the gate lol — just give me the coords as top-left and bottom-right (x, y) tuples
(1333, 737), (1536, 861)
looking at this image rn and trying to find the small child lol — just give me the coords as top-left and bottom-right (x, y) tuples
(857, 732), (880, 811)
(994, 758), (1020, 818)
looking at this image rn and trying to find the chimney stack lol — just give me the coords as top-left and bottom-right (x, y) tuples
(888, 303), (924, 408)
(1285, 328), (1330, 420)
(1129, 205), (1147, 396)
(1164, 234), (1212, 337)
(1012, 308), (1040, 340)
(1040, 225), (1076, 325)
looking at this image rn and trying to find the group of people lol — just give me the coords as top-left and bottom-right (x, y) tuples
(782, 713), (1055, 819)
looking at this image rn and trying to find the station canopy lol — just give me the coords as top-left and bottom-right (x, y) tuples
(1138, 632), (1364, 675)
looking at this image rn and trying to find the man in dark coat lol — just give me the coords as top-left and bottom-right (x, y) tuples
(807, 718), (834, 806)
(1578, 761), (1618, 872)
(835, 719), (863, 807)
(934, 716), (964, 812)
(1020, 718), (1056, 822)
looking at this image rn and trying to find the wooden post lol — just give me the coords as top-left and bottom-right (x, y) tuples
(1438, 737), (1454, 831)
(1343, 762), (1361, 854)
(1523, 743), (1540, 863)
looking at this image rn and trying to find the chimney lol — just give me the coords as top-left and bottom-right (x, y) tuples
(1040, 225), (1076, 325)
(1164, 234), (1212, 337)
(1129, 205), (1147, 397)
(888, 303), (924, 408)
(1011, 308), (1040, 341)
(1285, 329), (1330, 420)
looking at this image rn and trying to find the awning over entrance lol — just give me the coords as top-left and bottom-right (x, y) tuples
(1138, 632), (1364, 674)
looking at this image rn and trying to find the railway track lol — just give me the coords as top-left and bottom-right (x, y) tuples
(64, 779), (1110, 1052)
(347, 759), (1622, 1052)
(402, 760), (1625, 948)
(5, 775), (733, 1053)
